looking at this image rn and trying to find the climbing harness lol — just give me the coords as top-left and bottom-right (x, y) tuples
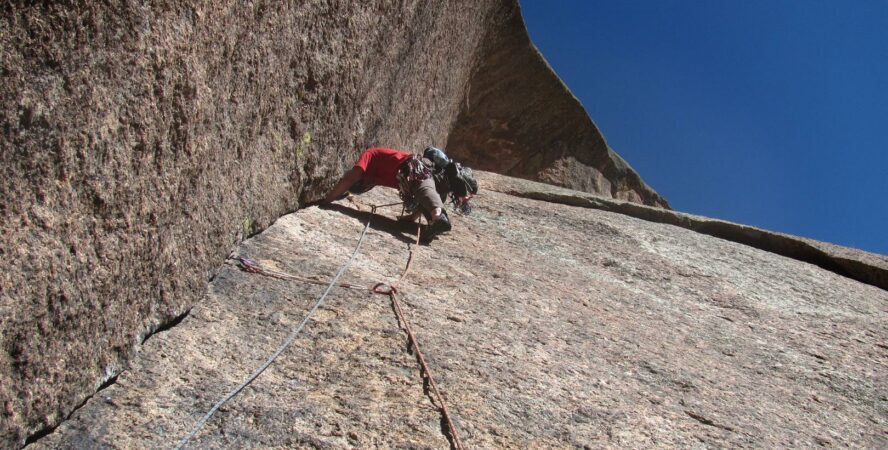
(175, 203), (465, 450)
(397, 155), (433, 209)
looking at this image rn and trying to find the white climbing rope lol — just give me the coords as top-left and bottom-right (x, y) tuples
(173, 206), (376, 450)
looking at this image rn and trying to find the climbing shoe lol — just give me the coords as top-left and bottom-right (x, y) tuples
(422, 212), (452, 243)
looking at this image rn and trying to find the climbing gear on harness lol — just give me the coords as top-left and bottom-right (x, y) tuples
(396, 155), (432, 207)
(420, 147), (478, 215)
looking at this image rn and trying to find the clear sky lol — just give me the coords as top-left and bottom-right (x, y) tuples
(519, 1), (887, 256)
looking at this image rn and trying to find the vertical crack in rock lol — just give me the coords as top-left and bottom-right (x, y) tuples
(389, 299), (462, 450)
(22, 373), (120, 449)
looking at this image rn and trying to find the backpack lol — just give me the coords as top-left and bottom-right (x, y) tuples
(423, 147), (478, 214)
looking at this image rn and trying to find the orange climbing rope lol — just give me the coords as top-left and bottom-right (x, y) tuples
(371, 224), (465, 450)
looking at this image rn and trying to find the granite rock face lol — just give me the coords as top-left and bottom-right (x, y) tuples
(1, 1), (667, 446)
(32, 174), (888, 449)
(482, 172), (888, 292)
(2, 1), (494, 445)
(445, 6), (668, 208)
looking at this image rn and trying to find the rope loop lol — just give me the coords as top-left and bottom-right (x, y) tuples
(371, 282), (397, 295)
(237, 257), (262, 273)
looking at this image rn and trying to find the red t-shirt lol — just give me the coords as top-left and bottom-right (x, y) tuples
(354, 147), (413, 188)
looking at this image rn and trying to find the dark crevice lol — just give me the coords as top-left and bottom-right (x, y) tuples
(22, 373), (122, 448)
(685, 410), (736, 432)
(97, 373), (120, 391)
(23, 309), (192, 448)
(388, 298), (461, 450)
(22, 427), (53, 447)
(140, 308), (191, 345)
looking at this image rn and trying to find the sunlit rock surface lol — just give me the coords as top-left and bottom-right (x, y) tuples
(34, 173), (887, 449)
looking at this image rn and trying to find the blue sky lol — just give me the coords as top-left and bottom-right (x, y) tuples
(519, 1), (887, 256)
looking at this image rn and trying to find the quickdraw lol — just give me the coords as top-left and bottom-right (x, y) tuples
(396, 155), (432, 207)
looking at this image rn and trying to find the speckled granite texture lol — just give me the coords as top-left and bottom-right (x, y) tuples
(34, 175), (887, 448)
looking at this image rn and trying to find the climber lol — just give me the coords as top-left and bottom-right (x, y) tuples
(323, 147), (455, 241)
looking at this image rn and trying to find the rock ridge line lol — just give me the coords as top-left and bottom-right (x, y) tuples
(480, 171), (888, 291)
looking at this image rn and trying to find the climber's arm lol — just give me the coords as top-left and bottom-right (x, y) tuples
(323, 167), (364, 203)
